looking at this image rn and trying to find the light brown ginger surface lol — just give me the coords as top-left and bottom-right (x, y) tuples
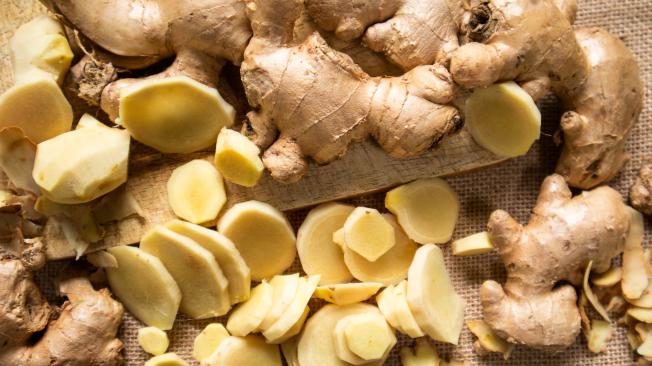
(631, 159), (652, 215)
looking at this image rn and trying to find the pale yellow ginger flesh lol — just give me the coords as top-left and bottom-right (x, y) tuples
(227, 281), (273, 337)
(0, 15), (73, 143)
(140, 226), (231, 319)
(342, 214), (417, 285)
(639, 327), (652, 359)
(628, 307), (652, 323)
(340, 207), (395, 262)
(280, 335), (300, 366)
(106, 246), (181, 330)
(214, 128), (264, 187)
(583, 261), (611, 321)
(314, 282), (383, 305)
(407, 244), (465, 344)
(400, 338), (441, 366)
(193, 323), (230, 363)
(465, 82), (541, 158)
(93, 188), (144, 224)
(333, 312), (396, 364)
(86, 251), (118, 268)
(0, 127), (38, 193)
(145, 353), (189, 366)
(33, 114), (129, 204)
(623, 208), (647, 300)
(392, 281), (425, 338)
(259, 274), (301, 330)
(202, 335), (281, 366)
(165, 220), (251, 305)
(298, 303), (388, 366)
(385, 178), (459, 244)
(273, 305), (310, 344)
(138, 327), (169, 356)
(218, 200), (296, 280)
(452, 232), (495, 256)
(376, 285), (404, 335)
(592, 266), (623, 287)
(167, 160), (226, 224)
(118, 76), (235, 153)
(262, 275), (320, 343)
(297, 203), (354, 284)
(467, 319), (513, 360)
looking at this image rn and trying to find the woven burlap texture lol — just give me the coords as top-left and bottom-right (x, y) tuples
(12, 0), (651, 364)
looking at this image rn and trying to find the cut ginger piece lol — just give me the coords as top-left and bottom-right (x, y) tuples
(193, 323), (230, 363)
(0, 127), (39, 193)
(140, 226), (231, 319)
(452, 232), (494, 256)
(392, 281), (425, 338)
(214, 127), (264, 187)
(586, 320), (613, 353)
(272, 306), (310, 344)
(33, 114), (129, 204)
(627, 307), (652, 323)
(333, 312), (396, 365)
(138, 327), (169, 356)
(167, 160), (226, 224)
(407, 244), (465, 344)
(119, 76), (235, 153)
(342, 214), (417, 285)
(376, 285), (403, 333)
(583, 261), (611, 321)
(400, 338), (441, 366)
(218, 200), (296, 280)
(467, 319), (513, 360)
(165, 220), (251, 305)
(385, 178), (459, 244)
(297, 202), (354, 284)
(227, 281), (273, 337)
(202, 335), (281, 366)
(592, 266), (622, 287)
(106, 246), (181, 330)
(314, 282), (383, 305)
(622, 207), (647, 300)
(465, 81), (541, 157)
(86, 250), (118, 268)
(259, 274), (301, 330)
(342, 207), (395, 261)
(145, 353), (188, 366)
(262, 275), (320, 343)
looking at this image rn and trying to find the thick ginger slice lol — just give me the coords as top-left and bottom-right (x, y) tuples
(138, 327), (169, 356)
(631, 159), (652, 215)
(214, 127), (264, 187)
(342, 207), (395, 261)
(145, 353), (188, 366)
(202, 335), (281, 366)
(193, 323), (230, 363)
(333, 312), (396, 364)
(452, 232), (495, 256)
(482, 174), (630, 349)
(167, 160), (227, 224)
(241, 0), (460, 182)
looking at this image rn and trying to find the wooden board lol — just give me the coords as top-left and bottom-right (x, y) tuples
(0, 1), (505, 259)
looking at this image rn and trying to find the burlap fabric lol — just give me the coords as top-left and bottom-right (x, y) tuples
(4, 0), (650, 364)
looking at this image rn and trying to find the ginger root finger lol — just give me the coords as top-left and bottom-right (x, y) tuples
(482, 174), (629, 350)
(631, 159), (652, 215)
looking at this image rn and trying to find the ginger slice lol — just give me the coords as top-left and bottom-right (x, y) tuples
(343, 214), (417, 285)
(214, 128), (264, 187)
(33, 114), (129, 204)
(140, 226), (231, 319)
(314, 282), (383, 305)
(0, 127), (39, 193)
(628, 307), (652, 323)
(218, 200), (296, 280)
(465, 81), (541, 157)
(592, 266), (623, 287)
(203, 336), (282, 366)
(333, 312), (396, 364)
(259, 274), (301, 330)
(263, 275), (320, 343)
(467, 319), (513, 360)
(297, 203), (354, 284)
(227, 281), (273, 337)
(193, 323), (230, 363)
(407, 244), (465, 344)
(145, 353), (189, 366)
(106, 246), (181, 330)
(385, 178), (459, 244)
(273, 306), (310, 344)
(376, 285), (404, 333)
(392, 280), (425, 338)
(623, 208), (647, 300)
(341, 207), (395, 262)
(452, 232), (494, 256)
(400, 338), (441, 366)
(166, 220), (251, 305)
(138, 327), (169, 356)
(118, 76), (235, 153)
(167, 159), (226, 224)
(86, 250), (118, 268)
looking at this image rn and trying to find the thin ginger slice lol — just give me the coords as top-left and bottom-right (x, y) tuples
(138, 327), (169, 356)
(202, 336), (281, 366)
(376, 285), (404, 333)
(400, 338), (441, 366)
(167, 159), (226, 224)
(385, 178), (459, 244)
(452, 232), (494, 256)
(0, 127), (39, 193)
(333, 312), (396, 364)
(314, 282), (383, 305)
(106, 246), (181, 330)
(272, 306), (310, 344)
(259, 274), (301, 330)
(193, 323), (230, 363)
(392, 280), (425, 338)
(218, 200), (296, 280)
(214, 127), (264, 187)
(297, 203), (354, 284)
(342, 207), (395, 262)
(592, 266), (623, 287)
(465, 81), (541, 157)
(280, 335), (300, 366)
(227, 281), (273, 336)
(86, 250), (118, 268)
(628, 307), (652, 323)
(263, 275), (320, 343)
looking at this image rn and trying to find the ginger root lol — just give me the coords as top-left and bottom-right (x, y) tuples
(631, 159), (652, 215)
(482, 174), (630, 349)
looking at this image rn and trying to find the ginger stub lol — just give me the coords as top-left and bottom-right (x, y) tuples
(193, 323), (230, 363)
(167, 159), (226, 225)
(214, 127), (264, 187)
(138, 327), (170, 356)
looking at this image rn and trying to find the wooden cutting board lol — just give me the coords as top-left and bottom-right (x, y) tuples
(0, 0), (505, 259)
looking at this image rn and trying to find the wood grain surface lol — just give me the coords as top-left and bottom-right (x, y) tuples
(0, 0), (505, 259)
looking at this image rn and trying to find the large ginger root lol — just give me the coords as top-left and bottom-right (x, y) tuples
(241, 0), (460, 182)
(482, 174), (630, 349)
(555, 28), (644, 189)
(631, 159), (652, 215)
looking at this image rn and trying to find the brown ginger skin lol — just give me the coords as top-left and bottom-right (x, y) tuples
(483, 174), (630, 349)
(631, 159), (652, 215)
(555, 28), (644, 189)
(241, 0), (461, 182)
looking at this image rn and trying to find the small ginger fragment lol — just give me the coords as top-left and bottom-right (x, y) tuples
(400, 338), (441, 366)
(623, 208), (648, 300)
(314, 282), (383, 305)
(341, 207), (395, 262)
(592, 266), (623, 287)
(214, 128), (264, 187)
(465, 82), (541, 158)
(386, 178), (459, 244)
(0, 127), (39, 193)
(467, 319), (514, 359)
(145, 353), (189, 366)
(193, 323), (230, 363)
(167, 159), (226, 224)
(202, 335), (282, 366)
(138, 327), (169, 356)
(586, 320), (612, 353)
(452, 232), (494, 256)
